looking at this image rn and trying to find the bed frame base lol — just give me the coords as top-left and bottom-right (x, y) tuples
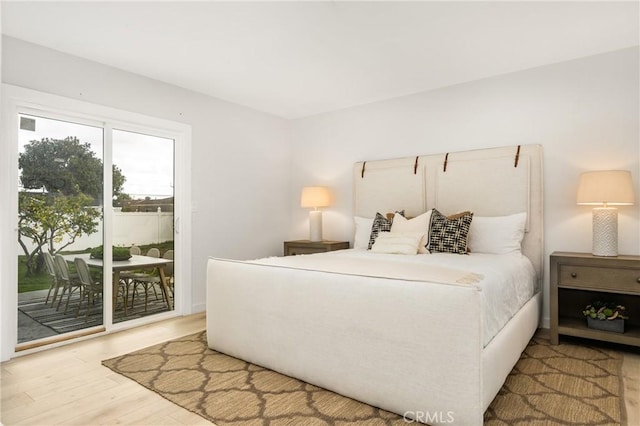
(207, 259), (541, 425)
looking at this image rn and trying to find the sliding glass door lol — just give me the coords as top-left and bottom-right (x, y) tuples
(17, 113), (105, 344)
(15, 110), (181, 348)
(112, 129), (176, 324)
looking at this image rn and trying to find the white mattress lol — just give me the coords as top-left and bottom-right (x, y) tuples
(253, 249), (537, 346)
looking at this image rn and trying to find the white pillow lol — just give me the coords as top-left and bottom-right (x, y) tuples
(390, 210), (432, 254)
(370, 232), (423, 255)
(353, 216), (374, 250)
(467, 212), (527, 254)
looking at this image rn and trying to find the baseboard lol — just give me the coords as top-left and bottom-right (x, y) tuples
(192, 302), (206, 313)
(541, 317), (550, 329)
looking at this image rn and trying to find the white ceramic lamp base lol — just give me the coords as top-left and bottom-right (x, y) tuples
(592, 207), (618, 257)
(309, 210), (323, 242)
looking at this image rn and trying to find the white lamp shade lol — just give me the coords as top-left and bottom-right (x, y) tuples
(576, 170), (635, 206)
(300, 186), (331, 209)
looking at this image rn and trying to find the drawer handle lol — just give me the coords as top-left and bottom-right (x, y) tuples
(637, 277), (640, 283)
(571, 272), (577, 278)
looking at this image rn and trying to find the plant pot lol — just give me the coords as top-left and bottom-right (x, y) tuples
(587, 317), (625, 333)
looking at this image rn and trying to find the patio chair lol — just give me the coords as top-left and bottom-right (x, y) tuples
(163, 250), (175, 297)
(130, 248), (162, 312)
(116, 245), (144, 315)
(146, 248), (160, 258)
(43, 251), (61, 305)
(74, 257), (104, 320)
(55, 254), (83, 314)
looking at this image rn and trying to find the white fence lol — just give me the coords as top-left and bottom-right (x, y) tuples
(19, 210), (174, 253)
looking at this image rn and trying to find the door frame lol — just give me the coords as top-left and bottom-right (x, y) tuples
(1, 84), (192, 360)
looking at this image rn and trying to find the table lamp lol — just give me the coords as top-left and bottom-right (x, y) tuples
(576, 170), (635, 256)
(300, 186), (331, 242)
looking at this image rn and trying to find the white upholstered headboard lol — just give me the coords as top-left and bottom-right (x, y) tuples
(353, 144), (544, 281)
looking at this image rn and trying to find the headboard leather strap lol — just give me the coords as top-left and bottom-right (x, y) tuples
(514, 145), (521, 168)
(361, 161), (367, 178)
(443, 153), (449, 172)
(413, 156), (419, 174)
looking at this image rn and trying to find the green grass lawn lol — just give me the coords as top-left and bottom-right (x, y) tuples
(18, 241), (174, 293)
(17, 258), (51, 293)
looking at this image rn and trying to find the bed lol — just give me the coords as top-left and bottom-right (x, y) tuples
(207, 144), (543, 425)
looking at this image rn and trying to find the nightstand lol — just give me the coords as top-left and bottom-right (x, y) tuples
(550, 251), (640, 347)
(283, 240), (349, 256)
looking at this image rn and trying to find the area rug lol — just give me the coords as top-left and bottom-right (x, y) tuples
(102, 331), (626, 425)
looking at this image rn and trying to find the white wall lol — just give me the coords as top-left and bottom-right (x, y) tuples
(289, 47), (640, 327)
(0, 8), (5, 362)
(1, 36), (292, 314)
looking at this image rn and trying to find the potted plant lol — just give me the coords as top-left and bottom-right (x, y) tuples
(90, 245), (132, 261)
(582, 301), (628, 333)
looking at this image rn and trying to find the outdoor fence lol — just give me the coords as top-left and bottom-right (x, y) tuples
(19, 209), (174, 253)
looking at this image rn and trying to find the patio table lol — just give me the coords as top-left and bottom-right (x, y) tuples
(63, 253), (173, 312)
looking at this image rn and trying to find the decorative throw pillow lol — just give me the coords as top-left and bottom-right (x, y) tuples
(427, 209), (473, 254)
(368, 211), (404, 250)
(353, 216), (374, 250)
(391, 210), (432, 254)
(370, 232), (423, 255)
(467, 212), (527, 254)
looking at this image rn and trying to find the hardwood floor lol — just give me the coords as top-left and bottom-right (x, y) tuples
(1, 316), (639, 425)
(623, 352), (640, 426)
(1, 313), (210, 426)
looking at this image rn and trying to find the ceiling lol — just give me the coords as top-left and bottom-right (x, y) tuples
(2, 1), (638, 119)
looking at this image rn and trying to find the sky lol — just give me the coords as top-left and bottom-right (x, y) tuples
(18, 114), (174, 199)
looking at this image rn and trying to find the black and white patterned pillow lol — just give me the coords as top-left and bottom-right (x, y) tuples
(367, 211), (404, 250)
(427, 209), (473, 254)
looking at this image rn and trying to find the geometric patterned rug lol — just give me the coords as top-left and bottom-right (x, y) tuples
(485, 337), (626, 425)
(102, 332), (626, 426)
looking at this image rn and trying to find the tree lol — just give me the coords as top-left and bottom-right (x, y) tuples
(19, 137), (126, 202)
(112, 164), (126, 200)
(17, 136), (126, 276)
(18, 192), (101, 276)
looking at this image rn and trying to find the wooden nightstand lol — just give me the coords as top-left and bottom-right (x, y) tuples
(550, 251), (640, 347)
(283, 240), (349, 256)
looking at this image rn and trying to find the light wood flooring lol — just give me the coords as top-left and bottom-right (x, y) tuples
(2, 313), (209, 426)
(1, 315), (639, 425)
(625, 351), (640, 425)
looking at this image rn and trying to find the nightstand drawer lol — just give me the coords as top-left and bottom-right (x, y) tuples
(287, 246), (326, 256)
(283, 240), (350, 256)
(559, 264), (640, 293)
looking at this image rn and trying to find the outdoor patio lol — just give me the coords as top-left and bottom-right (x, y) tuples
(18, 287), (174, 344)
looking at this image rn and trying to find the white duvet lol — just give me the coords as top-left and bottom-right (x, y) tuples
(254, 249), (537, 346)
